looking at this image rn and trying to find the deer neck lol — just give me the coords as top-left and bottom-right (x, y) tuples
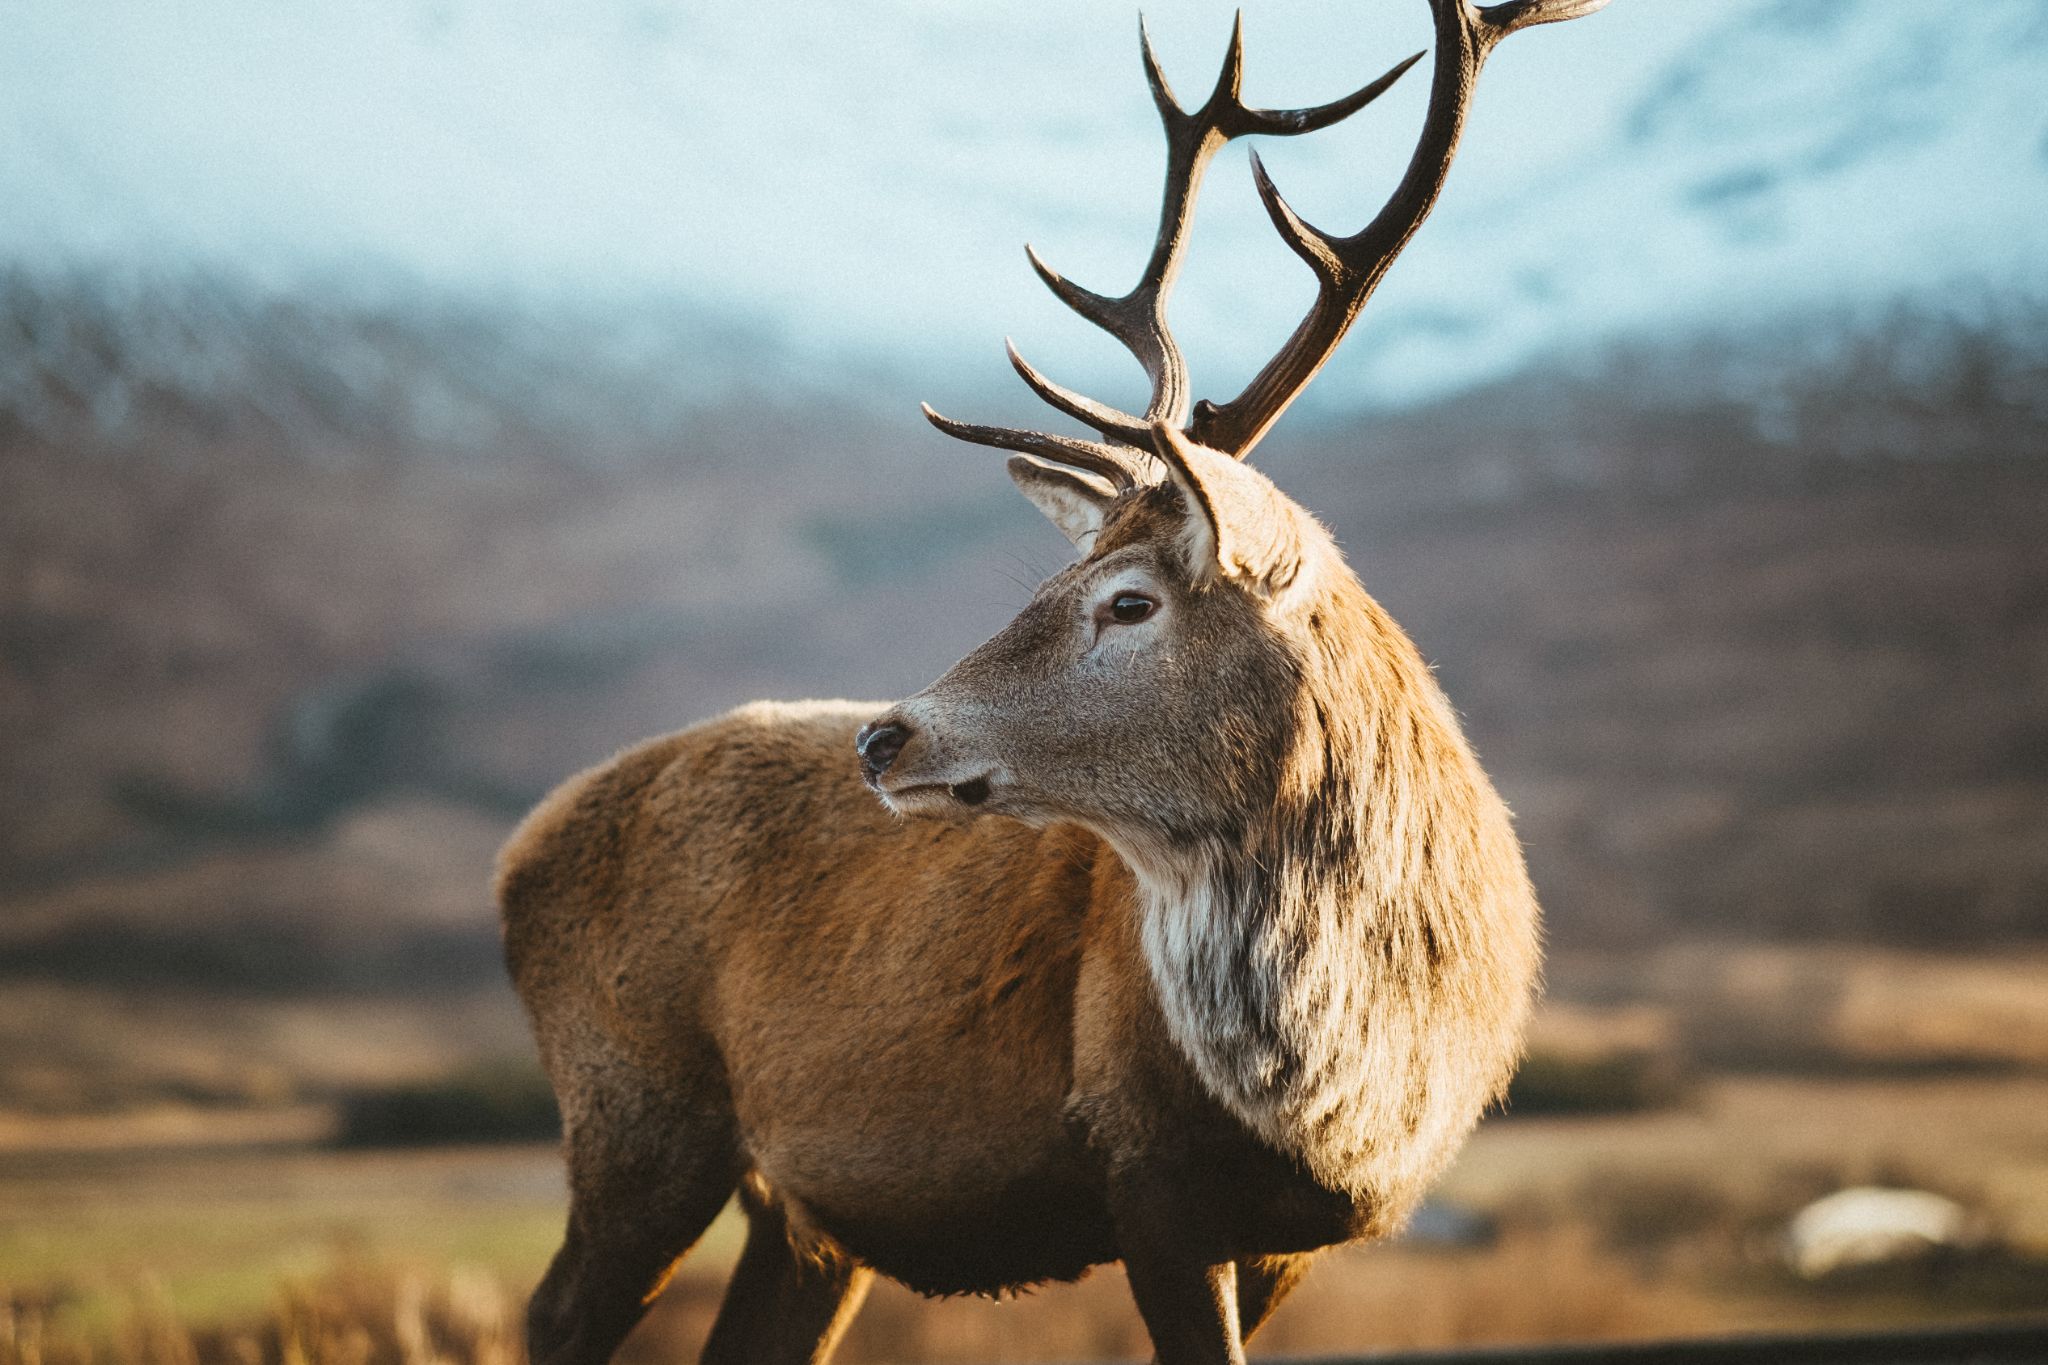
(1118, 609), (1535, 1200)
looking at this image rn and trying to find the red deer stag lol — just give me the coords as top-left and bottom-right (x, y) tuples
(501, 1), (1610, 1360)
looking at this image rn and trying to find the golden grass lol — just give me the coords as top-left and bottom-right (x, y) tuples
(831, 1230), (1723, 1363)
(1, 1228), (1726, 1365)
(6, 942), (2047, 1362)
(0, 1147), (575, 1327)
(3, 1261), (522, 1365)
(1447, 1074), (2048, 1250)
(7, 1068), (2048, 1363)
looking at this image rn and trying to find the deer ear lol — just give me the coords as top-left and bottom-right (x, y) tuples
(1006, 456), (1116, 551)
(1149, 421), (1305, 597)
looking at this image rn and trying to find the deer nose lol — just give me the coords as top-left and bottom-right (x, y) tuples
(856, 719), (912, 781)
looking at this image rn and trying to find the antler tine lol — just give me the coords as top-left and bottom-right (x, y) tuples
(1481, 0), (1614, 37)
(931, 12), (1415, 481)
(1223, 45), (1424, 139)
(1005, 339), (1154, 449)
(1188, 0), (1613, 457)
(920, 404), (1146, 491)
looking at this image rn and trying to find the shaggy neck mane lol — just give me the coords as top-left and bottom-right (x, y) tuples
(1126, 583), (1536, 1202)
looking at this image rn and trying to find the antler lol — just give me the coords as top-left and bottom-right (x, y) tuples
(923, 12), (1414, 488)
(1191, 0), (1610, 454)
(924, 0), (1610, 480)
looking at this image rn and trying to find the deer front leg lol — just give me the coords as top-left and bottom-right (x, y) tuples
(1123, 1253), (1244, 1365)
(1110, 1174), (1247, 1365)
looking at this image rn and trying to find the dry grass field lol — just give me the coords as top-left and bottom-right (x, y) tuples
(6, 1070), (2045, 1365)
(5, 945), (2046, 1364)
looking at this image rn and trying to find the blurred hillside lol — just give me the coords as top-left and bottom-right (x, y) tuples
(4, 298), (2046, 1007)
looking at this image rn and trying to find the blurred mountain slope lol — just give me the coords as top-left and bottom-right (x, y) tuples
(4, 309), (2046, 986)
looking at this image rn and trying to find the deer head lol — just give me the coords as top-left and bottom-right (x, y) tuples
(857, 0), (1605, 878)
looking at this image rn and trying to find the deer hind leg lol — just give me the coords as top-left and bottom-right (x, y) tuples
(698, 1177), (873, 1365)
(524, 1061), (741, 1365)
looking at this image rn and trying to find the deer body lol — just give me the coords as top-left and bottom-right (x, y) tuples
(504, 486), (1537, 1360)
(503, 4), (1608, 1361)
(502, 704), (1124, 1299)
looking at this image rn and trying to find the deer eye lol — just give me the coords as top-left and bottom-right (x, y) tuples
(1107, 593), (1156, 625)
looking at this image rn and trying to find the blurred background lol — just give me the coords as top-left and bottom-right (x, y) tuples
(3, 0), (2046, 1360)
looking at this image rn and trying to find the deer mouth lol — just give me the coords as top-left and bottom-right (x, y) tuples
(876, 772), (997, 816)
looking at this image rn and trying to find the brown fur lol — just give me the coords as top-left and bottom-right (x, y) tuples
(500, 455), (1539, 1363)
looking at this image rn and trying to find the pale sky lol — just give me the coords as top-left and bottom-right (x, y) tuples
(3, 0), (2042, 407)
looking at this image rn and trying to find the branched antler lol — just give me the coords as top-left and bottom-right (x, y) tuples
(925, 0), (1611, 483)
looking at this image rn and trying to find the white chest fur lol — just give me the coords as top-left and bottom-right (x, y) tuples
(1136, 864), (1484, 1201)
